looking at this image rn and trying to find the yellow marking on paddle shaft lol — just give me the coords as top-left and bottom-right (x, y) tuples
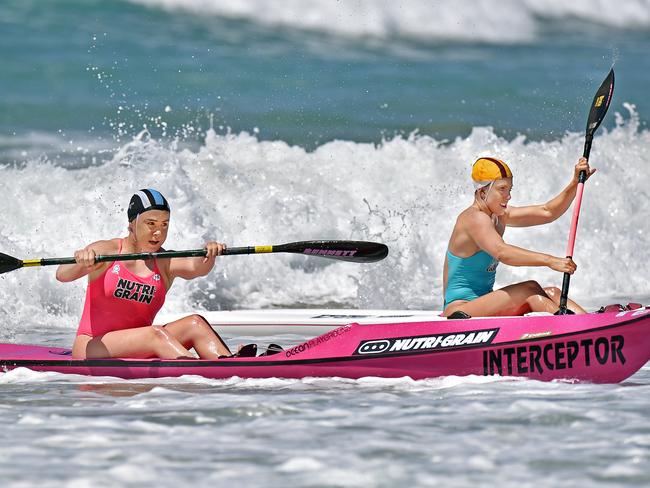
(22, 259), (42, 267)
(254, 246), (273, 253)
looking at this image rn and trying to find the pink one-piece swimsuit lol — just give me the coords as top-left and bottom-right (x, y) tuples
(76, 240), (167, 337)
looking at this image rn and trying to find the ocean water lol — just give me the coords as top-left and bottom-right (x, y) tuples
(1, 0), (650, 486)
(1, 363), (649, 488)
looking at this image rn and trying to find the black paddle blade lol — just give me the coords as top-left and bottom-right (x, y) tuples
(586, 69), (615, 136)
(276, 240), (389, 263)
(0, 252), (23, 274)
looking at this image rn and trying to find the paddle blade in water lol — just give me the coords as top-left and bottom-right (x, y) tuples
(0, 253), (24, 274)
(586, 69), (615, 136)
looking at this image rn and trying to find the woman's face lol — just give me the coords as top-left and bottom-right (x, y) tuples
(481, 178), (512, 216)
(130, 210), (170, 251)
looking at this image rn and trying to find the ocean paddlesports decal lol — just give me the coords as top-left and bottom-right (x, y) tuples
(354, 328), (499, 356)
(285, 325), (352, 358)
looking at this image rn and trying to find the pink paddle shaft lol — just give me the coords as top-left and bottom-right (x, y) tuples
(565, 180), (586, 257)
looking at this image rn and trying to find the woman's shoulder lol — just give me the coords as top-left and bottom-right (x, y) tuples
(83, 238), (123, 281)
(458, 206), (491, 226)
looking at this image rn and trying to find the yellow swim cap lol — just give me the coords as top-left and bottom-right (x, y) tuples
(472, 157), (513, 183)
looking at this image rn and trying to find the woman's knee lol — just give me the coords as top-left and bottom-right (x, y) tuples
(544, 286), (561, 300)
(517, 281), (550, 308)
(179, 314), (216, 340)
(520, 280), (545, 295)
(188, 314), (212, 330)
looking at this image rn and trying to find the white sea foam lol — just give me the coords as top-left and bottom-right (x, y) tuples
(0, 105), (648, 337)
(277, 457), (324, 472)
(0, 367), (67, 384)
(130, 0), (650, 43)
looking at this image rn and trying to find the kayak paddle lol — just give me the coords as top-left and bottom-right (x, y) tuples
(557, 69), (615, 315)
(0, 240), (389, 275)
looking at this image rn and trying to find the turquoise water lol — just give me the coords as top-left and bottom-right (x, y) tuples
(2, 0), (650, 158)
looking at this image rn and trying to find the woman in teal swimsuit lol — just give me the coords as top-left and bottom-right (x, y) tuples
(443, 157), (592, 317)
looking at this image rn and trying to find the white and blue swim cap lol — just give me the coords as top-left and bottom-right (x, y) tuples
(127, 189), (171, 222)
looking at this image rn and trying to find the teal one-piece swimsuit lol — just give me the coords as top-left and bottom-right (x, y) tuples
(444, 250), (499, 308)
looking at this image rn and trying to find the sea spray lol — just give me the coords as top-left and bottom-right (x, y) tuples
(0, 105), (648, 337)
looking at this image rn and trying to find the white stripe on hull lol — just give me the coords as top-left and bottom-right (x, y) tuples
(155, 309), (447, 336)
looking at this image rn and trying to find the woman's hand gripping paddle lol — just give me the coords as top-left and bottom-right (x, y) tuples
(0, 240), (389, 275)
(557, 69), (615, 315)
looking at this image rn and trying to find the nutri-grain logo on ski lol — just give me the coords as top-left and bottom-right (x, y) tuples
(354, 328), (499, 355)
(113, 278), (156, 304)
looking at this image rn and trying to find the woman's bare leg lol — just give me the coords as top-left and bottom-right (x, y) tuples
(162, 314), (231, 359)
(543, 286), (587, 314)
(72, 326), (194, 359)
(444, 280), (559, 317)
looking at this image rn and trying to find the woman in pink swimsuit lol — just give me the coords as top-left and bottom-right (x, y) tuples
(57, 189), (233, 360)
